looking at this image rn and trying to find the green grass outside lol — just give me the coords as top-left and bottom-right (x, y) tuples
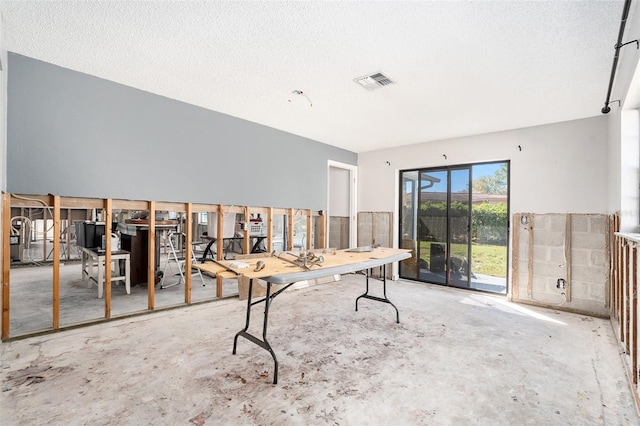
(418, 241), (507, 278)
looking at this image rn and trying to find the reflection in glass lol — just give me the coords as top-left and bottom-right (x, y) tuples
(448, 168), (470, 289)
(470, 163), (508, 294)
(399, 161), (508, 294)
(417, 170), (448, 285)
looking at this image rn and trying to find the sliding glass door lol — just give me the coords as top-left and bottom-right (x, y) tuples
(399, 161), (508, 294)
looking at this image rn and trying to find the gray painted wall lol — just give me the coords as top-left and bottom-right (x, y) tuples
(7, 53), (356, 210)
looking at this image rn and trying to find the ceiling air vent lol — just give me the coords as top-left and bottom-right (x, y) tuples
(353, 72), (394, 90)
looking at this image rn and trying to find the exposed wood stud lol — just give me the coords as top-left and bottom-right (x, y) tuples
(185, 203), (192, 304)
(564, 214), (572, 303)
(620, 233), (625, 339)
(267, 207), (273, 253)
(511, 213), (521, 301)
(53, 195), (61, 328)
(320, 210), (326, 249)
(243, 206), (250, 254)
(632, 245), (638, 384)
(148, 202), (156, 311)
(287, 209), (294, 251)
(104, 200), (112, 319)
(306, 212), (312, 250)
(65, 208), (72, 260)
(216, 205), (224, 298)
(610, 222), (640, 413)
(605, 215), (612, 309)
(625, 243), (630, 354)
(155, 202), (185, 212)
(42, 206), (48, 261)
(191, 203), (213, 213)
(9, 194), (50, 207)
(111, 199), (148, 210)
(527, 214), (534, 298)
(609, 215), (619, 319)
(1, 193), (11, 339)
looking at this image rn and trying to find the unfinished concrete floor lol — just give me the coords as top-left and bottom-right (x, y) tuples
(1, 275), (638, 425)
(7, 260), (238, 337)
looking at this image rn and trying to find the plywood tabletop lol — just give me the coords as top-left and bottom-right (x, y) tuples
(194, 247), (411, 283)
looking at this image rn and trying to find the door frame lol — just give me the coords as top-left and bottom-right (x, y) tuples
(327, 160), (358, 248)
(397, 160), (510, 293)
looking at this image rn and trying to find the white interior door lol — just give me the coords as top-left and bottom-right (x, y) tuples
(327, 161), (357, 249)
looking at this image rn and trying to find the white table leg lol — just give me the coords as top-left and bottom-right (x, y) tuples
(88, 254), (95, 289)
(125, 257), (131, 294)
(82, 250), (88, 283)
(98, 256), (104, 299)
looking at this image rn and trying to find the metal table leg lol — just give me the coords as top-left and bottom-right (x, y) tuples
(233, 261), (400, 384)
(355, 264), (400, 323)
(233, 279), (283, 384)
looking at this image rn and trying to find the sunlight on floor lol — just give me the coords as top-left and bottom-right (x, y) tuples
(460, 294), (567, 326)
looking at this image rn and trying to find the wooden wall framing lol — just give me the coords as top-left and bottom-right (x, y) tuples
(611, 220), (640, 414)
(0, 192), (326, 340)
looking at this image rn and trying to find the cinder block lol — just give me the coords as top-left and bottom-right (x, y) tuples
(532, 275), (547, 290)
(569, 282), (590, 299)
(589, 215), (607, 234)
(548, 214), (566, 233)
(533, 213), (565, 234)
(549, 247), (567, 263)
(532, 214), (550, 230)
(533, 260), (565, 278)
(570, 249), (590, 266)
(533, 246), (549, 261)
(534, 230), (565, 247)
(590, 250), (607, 267)
(572, 232), (605, 250)
(518, 273), (529, 284)
(373, 213), (391, 247)
(571, 215), (589, 233)
(568, 280), (605, 302)
(545, 276), (561, 293)
(572, 265), (607, 284)
(589, 286), (606, 302)
(512, 212), (610, 312)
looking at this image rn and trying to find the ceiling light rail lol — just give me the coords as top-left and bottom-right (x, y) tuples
(601, 0), (639, 114)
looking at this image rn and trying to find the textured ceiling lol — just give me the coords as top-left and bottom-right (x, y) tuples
(2, 1), (639, 153)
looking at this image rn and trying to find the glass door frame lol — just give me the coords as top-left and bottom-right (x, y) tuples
(398, 160), (510, 294)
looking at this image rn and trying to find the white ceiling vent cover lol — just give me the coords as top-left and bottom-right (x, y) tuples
(353, 72), (394, 90)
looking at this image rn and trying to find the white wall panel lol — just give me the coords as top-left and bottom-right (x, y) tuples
(359, 116), (610, 215)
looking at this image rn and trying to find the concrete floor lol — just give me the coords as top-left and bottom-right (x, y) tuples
(7, 260), (239, 337)
(1, 274), (637, 425)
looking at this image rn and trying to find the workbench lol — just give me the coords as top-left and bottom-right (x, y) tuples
(195, 246), (411, 384)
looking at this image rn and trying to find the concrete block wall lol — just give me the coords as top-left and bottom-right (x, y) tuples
(570, 214), (609, 309)
(357, 212), (393, 248)
(531, 214), (568, 298)
(513, 213), (609, 317)
(329, 216), (349, 250)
